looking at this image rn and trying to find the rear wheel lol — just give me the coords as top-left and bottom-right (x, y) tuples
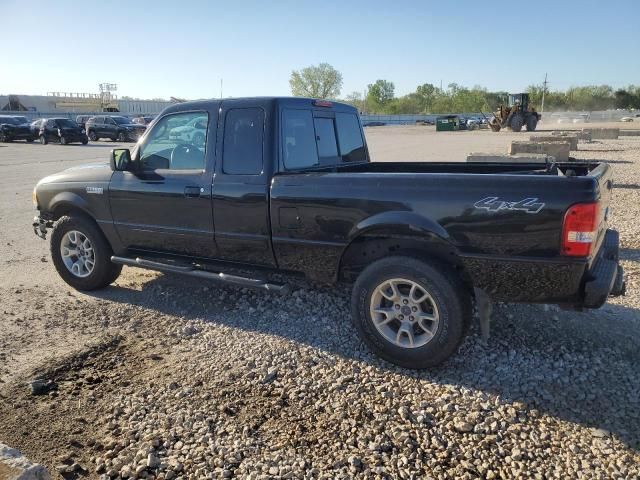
(88, 131), (98, 141)
(40, 135), (48, 145)
(510, 114), (524, 132)
(526, 115), (538, 132)
(60, 136), (67, 145)
(50, 215), (122, 291)
(351, 256), (471, 368)
(117, 132), (127, 142)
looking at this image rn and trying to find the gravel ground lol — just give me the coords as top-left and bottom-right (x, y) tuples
(0, 132), (638, 479)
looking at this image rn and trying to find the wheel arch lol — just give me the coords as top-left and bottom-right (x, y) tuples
(338, 212), (472, 287)
(48, 192), (94, 221)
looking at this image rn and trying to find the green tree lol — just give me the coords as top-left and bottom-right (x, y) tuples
(415, 83), (437, 112)
(289, 63), (343, 99)
(367, 80), (395, 112)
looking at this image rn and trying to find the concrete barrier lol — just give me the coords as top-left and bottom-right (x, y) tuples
(0, 443), (50, 480)
(466, 153), (552, 163)
(552, 130), (592, 142)
(509, 141), (571, 161)
(582, 127), (619, 140)
(619, 130), (640, 136)
(530, 135), (578, 150)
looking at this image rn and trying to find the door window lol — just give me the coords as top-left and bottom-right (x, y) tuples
(282, 109), (318, 169)
(222, 108), (264, 175)
(139, 111), (209, 171)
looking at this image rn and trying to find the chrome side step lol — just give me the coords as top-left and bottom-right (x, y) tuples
(111, 256), (290, 294)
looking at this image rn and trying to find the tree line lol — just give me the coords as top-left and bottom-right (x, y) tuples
(289, 63), (640, 114)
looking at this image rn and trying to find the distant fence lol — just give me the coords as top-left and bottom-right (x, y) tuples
(360, 110), (640, 125)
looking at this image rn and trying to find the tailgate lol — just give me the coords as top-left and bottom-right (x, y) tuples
(587, 162), (614, 264)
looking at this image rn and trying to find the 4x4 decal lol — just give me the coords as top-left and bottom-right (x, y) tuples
(474, 196), (545, 214)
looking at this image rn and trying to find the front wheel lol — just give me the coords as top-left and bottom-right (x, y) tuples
(60, 135), (67, 145)
(40, 135), (48, 145)
(510, 114), (524, 132)
(50, 215), (122, 291)
(351, 256), (471, 368)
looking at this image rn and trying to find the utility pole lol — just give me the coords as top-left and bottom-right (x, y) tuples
(541, 73), (548, 114)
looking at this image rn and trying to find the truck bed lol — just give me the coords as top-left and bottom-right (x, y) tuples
(292, 160), (601, 177)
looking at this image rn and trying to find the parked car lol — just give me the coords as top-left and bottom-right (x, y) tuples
(0, 115), (35, 142)
(32, 97), (625, 368)
(86, 115), (147, 142)
(168, 115), (207, 146)
(38, 118), (88, 145)
(30, 119), (45, 137)
(76, 115), (93, 130)
(621, 117), (634, 122)
(12, 115), (30, 124)
(132, 115), (156, 125)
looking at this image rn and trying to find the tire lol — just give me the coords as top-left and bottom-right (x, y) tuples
(351, 256), (471, 368)
(88, 131), (98, 141)
(40, 135), (48, 145)
(82, 138), (88, 145)
(0, 134), (8, 142)
(117, 132), (126, 142)
(510, 114), (524, 132)
(60, 136), (67, 145)
(50, 215), (122, 291)
(526, 115), (538, 132)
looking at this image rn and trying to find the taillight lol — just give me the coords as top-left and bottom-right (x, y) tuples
(561, 202), (599, 257)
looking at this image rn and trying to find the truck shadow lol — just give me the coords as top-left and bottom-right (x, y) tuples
(92, 272), (640, 451)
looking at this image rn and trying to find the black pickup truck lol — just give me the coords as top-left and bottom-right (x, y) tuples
(32, 97), (625, 368)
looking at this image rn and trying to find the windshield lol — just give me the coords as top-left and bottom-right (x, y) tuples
(0, 117), (19, 125)
(57, 119), (78, 128)
(112, 116), (131, 125)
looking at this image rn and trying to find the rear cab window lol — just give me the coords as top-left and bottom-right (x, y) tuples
(282, 106), (366, 170)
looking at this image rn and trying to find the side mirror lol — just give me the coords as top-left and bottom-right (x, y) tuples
(111, 148), (132, 171)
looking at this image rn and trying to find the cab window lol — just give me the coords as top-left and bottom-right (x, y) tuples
(283, 109), (318, 169)
(139, 111), (209, 171)
(222, 108), (264, 175)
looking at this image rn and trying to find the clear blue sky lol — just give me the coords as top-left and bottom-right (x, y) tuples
(3, 0), (639, 99)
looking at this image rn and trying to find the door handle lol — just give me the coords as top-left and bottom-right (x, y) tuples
(184, 186), (203, 198)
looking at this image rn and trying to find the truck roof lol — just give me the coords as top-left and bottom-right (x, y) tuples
(166, 96), (358, 113)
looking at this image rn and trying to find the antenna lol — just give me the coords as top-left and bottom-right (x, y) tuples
(220, 79), (223, 99)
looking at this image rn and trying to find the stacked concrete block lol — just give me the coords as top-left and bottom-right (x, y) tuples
(509, 141), (571, 161)
(619, 130), (640, 136)
(466, 153), (552, 163)
(552, 130), (592, 142)
(582, 127), (619, 139)
(530, 134), (578, 150)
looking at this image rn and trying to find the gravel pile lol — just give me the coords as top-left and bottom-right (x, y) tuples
(1, 137), (639, 479)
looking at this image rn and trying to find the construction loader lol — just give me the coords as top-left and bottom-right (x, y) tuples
(488, 93), (541, 132)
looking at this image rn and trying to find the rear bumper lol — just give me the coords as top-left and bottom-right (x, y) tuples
(582, 229), (626, 308)
(460, 229), (625, 307)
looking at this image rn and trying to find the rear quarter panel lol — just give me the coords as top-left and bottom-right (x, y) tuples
(270, 171), (602, 300)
